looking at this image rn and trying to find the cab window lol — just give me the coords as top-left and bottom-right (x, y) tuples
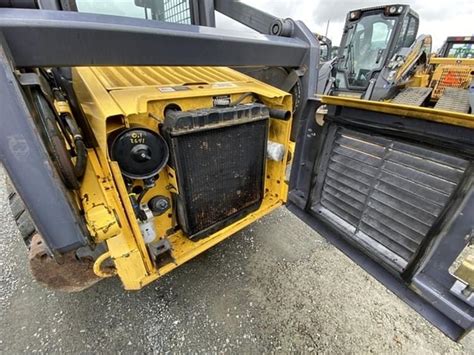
(446, 42), (474, 58)
(394, 15), (418, 50)
(75, 0), (192, 24)
(339, 13), (396, 88)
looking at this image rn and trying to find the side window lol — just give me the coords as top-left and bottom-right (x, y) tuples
(75, 0), (192, 24)
(371, 21), (392, 49)
(153, 0), (192, 23)
(395, 16), (409, 50)
(404, 16), (418, 47)
(394, 15), (418, 50)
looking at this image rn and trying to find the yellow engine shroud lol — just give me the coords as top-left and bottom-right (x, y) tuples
(72, 66), (292, 290)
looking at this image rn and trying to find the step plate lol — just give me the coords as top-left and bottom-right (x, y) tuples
(434, 88), (470, 113)
(392, 87), (433, 106)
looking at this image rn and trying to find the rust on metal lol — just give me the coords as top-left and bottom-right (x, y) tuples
(29, 234), (102, 292)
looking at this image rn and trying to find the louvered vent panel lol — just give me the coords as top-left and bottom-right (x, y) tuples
(315, 128), (468, 272)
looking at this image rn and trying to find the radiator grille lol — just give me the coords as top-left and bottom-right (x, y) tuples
(170, 120), (268, 239)
(313, 128), (469, 272)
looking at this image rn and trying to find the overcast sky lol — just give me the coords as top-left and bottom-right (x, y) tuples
(215, 0), (474, 51)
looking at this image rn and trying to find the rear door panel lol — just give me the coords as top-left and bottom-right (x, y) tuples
(288, 102), (473, 340)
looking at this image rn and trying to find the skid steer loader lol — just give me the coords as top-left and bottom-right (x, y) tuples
(0, 0), (471, 341)
(319, 5), (473, 109)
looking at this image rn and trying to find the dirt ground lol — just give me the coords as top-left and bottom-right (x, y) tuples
(0, 165), (472, 353)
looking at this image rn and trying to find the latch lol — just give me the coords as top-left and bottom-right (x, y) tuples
(449, 229), (474, 306)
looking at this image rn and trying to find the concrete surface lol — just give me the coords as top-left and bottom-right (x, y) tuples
(0, 165), (472, 353)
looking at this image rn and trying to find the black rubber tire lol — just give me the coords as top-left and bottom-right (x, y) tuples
(6, 178), (36, 248)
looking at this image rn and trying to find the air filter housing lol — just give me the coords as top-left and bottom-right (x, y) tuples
(163, 103), (269, 240)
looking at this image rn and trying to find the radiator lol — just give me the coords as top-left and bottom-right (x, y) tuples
(163, 103), (269, 239)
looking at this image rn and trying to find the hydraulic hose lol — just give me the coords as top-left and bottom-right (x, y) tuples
(62, 112), (87, 179)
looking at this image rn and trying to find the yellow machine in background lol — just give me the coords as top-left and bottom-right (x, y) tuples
(320, 3), (473, 114)
(389, 36), (474, 112)
(427, 56), (474, 112)
(426, 36), (474, 111)
(62, 66), (293, 290)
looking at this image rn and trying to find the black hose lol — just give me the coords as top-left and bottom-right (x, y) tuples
(136, 186), (150, 207)
(73, 138), (87, 179)
(134, 185), (151, 221)
(230, 93), (291, 121)
(63, 112), (87, 179)
(269, 108), (292, 121)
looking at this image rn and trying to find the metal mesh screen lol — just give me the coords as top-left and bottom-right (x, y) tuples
(171, 120), (268, 239)
(431, 65), (472, 99)
(156, 0), (191, 24)
(311, 127), (468, 273)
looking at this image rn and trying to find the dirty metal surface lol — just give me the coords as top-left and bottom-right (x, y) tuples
(167, 116), (268, 239)
(29, 234), (101, 292)
(434, 88), (471, 113)
(391, 87), (433, 106)
(311, 127), (469, 273)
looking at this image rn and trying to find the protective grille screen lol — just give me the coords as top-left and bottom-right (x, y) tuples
(171, 120), (268, 239)
(311, 127), (468, 272)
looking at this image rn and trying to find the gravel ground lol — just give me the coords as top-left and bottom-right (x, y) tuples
(0, 165), (472, 353)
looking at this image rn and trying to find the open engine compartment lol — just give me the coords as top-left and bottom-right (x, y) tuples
(71, 66), (293, 289)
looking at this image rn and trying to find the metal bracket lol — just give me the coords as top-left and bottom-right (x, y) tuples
(190, 0), (215, 27)
(450, 280), (474, 307)
(148, 238), (174, 269)
(281, 67), (305, 92)
(17, 71), (53, 99)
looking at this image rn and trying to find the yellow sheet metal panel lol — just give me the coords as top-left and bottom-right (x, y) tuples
(406, 73), (430, 88)
(107, 77), (290, 117)
(80, 149), (154, 288)
(320, 95), (474, 129)
(109, 162), (155, 274)
(106, 237), (148, 290)
(430, 57), (474, 66)
(72, 67), (125, 174)
(79, 151), (121, 242)
(91, 66), (251, 90)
